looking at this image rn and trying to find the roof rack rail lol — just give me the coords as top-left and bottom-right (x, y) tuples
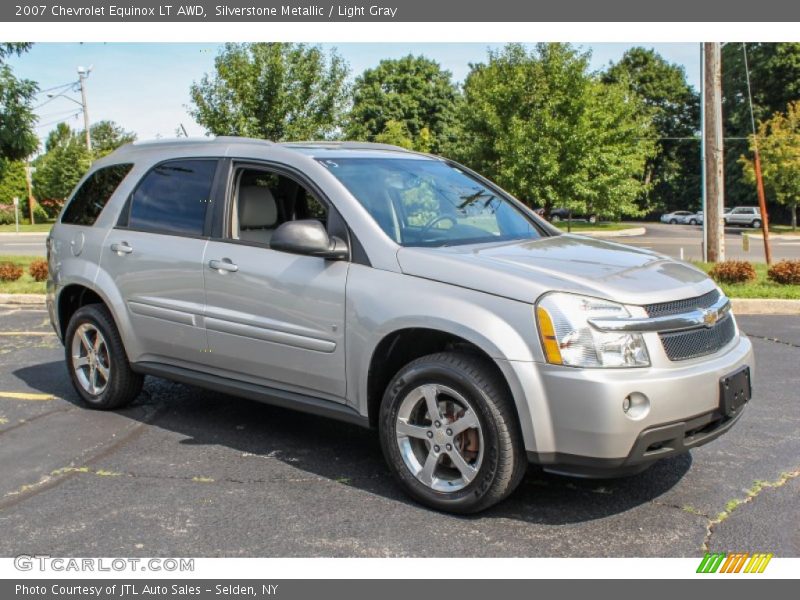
(281, 141), (412, 153)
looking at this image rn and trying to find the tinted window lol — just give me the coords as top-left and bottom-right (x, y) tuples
(128, 160), (217, 235)
(319, 157), (542, 247)
(61, 164), (133, 226)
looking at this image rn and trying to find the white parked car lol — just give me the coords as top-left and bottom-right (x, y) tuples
(660, 211), (695, 224)
(685, 211), (703, 225)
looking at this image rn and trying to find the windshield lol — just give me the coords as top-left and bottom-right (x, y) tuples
(318, 157), (545, 247)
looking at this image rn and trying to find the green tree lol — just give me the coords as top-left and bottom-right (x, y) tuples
(190, 43), (349, 141)
(32, 123), (92, 204)
(347, 55), (459, 153)
(0, 159), (27, 204)
(740, 101), (800, 230)
(604, 47), (700, 213)
(723, 43), (800, 211)
(85, 120), (136, 157)
(0, 43), (39, 163)
(456, 43), (655, 219)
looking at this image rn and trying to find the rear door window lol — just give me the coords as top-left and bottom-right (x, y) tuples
(126, 159), (217, 236)
(61, 163), (133, 226)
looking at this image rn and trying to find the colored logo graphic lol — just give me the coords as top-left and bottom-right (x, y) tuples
(697, 552), (773, 573)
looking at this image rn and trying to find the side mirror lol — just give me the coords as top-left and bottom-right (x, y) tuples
(270, 220), (348, 260)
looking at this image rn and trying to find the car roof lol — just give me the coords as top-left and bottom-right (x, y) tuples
(99, 136), (432, 164)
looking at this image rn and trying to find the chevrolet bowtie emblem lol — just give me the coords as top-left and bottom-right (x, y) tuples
(702, 308), (720, 327)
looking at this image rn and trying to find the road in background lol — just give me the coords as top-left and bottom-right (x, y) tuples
(0, 233), (48, 257)
(616, 222), (800, 262)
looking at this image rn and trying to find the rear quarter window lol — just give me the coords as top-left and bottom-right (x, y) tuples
(61, 163), (134, 226)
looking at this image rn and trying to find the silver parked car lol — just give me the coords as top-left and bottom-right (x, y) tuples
(47, 138), (754, 513)
(660, 210), (695, 224)
(725, 206), (763, 228)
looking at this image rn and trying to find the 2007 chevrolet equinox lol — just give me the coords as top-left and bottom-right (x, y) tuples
(47, 137), (754, 513)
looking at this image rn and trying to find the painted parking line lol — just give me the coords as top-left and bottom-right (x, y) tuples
(0, 331), (55, 336)
(0, 392), (57, 401)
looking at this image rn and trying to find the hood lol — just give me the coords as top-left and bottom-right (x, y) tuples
(396, 234), (716, 306)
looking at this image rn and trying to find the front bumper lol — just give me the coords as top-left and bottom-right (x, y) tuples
(516, 332), (754, 476)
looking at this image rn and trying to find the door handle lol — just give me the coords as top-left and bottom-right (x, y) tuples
(110, 242), (133, 255)
(208, 258), (239, 273)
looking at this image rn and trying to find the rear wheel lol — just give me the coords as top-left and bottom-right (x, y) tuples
(65, 304), (143, 410)
(689, 219), (697, 225)
(752, 219), (762, 229)
(669, 218), (677, 224)
(379, 352), (526, 513)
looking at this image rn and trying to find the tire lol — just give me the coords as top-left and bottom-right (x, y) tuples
(669, 219), (677, 224)
(379, 352), (527, 514)
(752, 219), (762, 229)
(65, 303), (143, 410)
(689, 219), (697, 226)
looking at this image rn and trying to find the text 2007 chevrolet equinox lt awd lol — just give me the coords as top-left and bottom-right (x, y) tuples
(47, 137), (753, 513)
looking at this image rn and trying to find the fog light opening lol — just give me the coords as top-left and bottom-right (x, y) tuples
(623, 392), (650, 420)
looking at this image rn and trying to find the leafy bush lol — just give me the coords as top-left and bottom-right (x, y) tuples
(708, 260), (757, 284)
(37, 197), (64, 219)
(31, 203), (49, 223)
(29, 259), (48, 282)
(767, 260), (800, 285)
(0, 262), (23, 282)
(0, 204), (15, 225)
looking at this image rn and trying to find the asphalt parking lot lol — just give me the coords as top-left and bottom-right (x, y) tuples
(0, 305), (798, 557)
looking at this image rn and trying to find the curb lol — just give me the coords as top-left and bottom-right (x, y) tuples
(0, 232), (50, 237)
(731, 298), (800, 316)
(0, 293), (46, 305)
(577, 227), (646, 238)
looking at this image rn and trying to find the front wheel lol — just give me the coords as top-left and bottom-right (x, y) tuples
(65, 304), (143, 410)
(379, 352), (526, 513)
(689, 219), (697, 225)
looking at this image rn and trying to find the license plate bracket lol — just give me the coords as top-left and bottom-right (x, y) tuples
(719, 366), (751, 417)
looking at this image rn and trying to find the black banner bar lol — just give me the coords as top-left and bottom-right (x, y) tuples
(2, 0), (799, 22)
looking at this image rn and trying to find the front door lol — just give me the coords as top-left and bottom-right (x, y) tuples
(201, 164), (349, 402)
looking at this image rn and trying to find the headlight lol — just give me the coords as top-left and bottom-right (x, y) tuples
(536, 292), (650, 368)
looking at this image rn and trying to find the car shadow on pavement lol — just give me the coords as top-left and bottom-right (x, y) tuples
(14, 361), (691, 526)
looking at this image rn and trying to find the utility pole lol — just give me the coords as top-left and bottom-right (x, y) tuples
(24, 164), (36, 225)
(742, 43), (772, 264)
(77, 66), (92, 152)
(703, 42), (725, 263)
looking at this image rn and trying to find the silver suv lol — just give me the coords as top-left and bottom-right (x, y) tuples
(725, 206), (763, 228)
(47, 138), (754, 513)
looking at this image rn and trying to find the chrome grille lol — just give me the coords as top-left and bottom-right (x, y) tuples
(659, 316), (736, 361)
(644, 289), (720, 318)
(644, 289), (736, 361)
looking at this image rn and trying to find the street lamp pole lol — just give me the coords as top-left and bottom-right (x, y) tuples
(77, 66), (92, 152)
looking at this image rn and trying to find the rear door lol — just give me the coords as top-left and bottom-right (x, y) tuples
(101, 158), (221, 366)
(200, 162), (349, 402)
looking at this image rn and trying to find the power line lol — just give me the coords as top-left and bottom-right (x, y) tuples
(35, 81), (76, 95)
(34, 111), (82, 129)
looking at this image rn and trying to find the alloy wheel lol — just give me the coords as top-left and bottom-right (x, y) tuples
(395, 383), (484, 492)
(71, 322), (111, 396)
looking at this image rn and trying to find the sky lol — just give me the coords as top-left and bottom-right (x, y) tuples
(7, 42), (701, 145)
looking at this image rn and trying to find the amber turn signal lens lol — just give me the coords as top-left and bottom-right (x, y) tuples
(536, 306), (563, 365)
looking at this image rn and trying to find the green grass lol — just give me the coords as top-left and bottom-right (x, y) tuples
(553, 221), (634, 232)
(693, 261), (800, 299)
(0, 221), (54, 233)
(0, 255), (46, 294)
(769, 225), (799, 235)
